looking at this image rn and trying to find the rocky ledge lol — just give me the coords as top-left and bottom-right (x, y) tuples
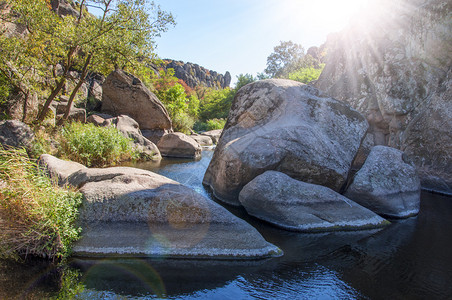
(39, 154), (281, 259)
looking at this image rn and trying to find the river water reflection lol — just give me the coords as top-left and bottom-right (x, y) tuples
(1, 150), (451, 299)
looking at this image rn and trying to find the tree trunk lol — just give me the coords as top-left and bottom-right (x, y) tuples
(36, 47), (77, 123)
(62, 54), (92, 121)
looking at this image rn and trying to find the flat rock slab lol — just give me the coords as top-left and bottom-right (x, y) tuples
(39, 154), (87, 186)
(239, 171), (389, 232)
(73, 222), (281, 259)
(67, 166), (281, 259)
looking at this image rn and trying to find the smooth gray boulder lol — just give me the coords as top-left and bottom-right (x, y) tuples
(0, 120), (35, 151)
(190, 134), (213, 146)
(203, 79), (368, 206)
(345, 146), (421, 218)
(67, 166), (281, 258)
(101, 69), (172, 133)
(38, 154), (87, 186)
(239, 171), (389, 232)
(157, 132), (202, 159)
(202, 129), (222, 144)
(113, 115), (161, 160)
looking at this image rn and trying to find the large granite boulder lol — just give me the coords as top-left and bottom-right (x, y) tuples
(101, 69), (172, 133)
(345, 146), (421, 218)
(0, 120), (34, 151)
(239, 171), (389, 232)
(157, 132), (202, 159)
(65, 166), (281, 258)
(38, 154), (87, 186)
(315, 0), (452, 195)
(203, 79), (368, 206)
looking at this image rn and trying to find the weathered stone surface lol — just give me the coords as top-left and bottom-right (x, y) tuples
(38, 154), (87, 186)
(67, 166), (281, 258)
(0, 120), (34, 150)
(345, 146), (421, 218)
(4, 92), (39, 123)
(101, 69), (172, 132)
(203, 79), (368, 206)
(86, 114), (106, 126)
(239, 171), (389, 232)
(113, 115), (161, 160)
(315, 0), (452, 195)
(201, 129), (222, 144)
(190, 134), (213, 146)
(157, 132), (202, 159)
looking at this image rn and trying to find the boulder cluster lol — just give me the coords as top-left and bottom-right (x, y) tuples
(204, 79), (421, 232)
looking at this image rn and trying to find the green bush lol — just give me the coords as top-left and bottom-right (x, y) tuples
(194, 118), (226, 132)
(288, 65), (324, 84)
(59, 122), (137, 167)
(0, 147), (82, 261)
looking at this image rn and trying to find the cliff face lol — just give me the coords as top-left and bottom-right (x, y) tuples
(315, 0), (452, 195)
(162, 60), (231, 89)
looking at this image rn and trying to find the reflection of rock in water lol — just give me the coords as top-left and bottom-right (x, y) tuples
(319, 192), (452, 299)
(70, 258), (276, 297)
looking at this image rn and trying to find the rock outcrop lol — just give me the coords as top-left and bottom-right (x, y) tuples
(239, 171), (389, 232)
(345, 146), (421, 218)
(157, 132), (202, 159)
(161, 60), (231, 89)
(0, 120), (34, 151)
(203, 79), (368, 206)
(315, 0), (452, 195)
(101, 69), (172, 134)
(38, 154), (87, 186)
(39, 155), (281, 259)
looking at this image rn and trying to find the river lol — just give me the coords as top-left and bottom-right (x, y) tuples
(1, 150), (451, 299)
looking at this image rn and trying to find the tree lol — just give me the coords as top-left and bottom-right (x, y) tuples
(235, 73), (257, 90)
(2, 0), (175, 123)
(264, 41), (306, 78)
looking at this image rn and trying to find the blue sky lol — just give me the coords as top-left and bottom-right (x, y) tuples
(154, 0), (368, 85)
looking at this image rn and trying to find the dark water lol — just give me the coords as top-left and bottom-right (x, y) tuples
(1, 150), (452, 299)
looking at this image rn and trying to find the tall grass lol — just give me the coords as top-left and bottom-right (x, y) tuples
(59, 122), (138, 167)
(0, 147), (82, 261)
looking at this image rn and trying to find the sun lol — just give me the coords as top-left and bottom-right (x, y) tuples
(284, 0), (372, 33)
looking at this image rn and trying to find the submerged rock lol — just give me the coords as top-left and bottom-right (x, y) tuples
(345, 146), (421, 218)
(239, 171), (389, 232)
(203, 79), (368, 206)
(65, 166), (280, 259)
(157, 132), (202, 159)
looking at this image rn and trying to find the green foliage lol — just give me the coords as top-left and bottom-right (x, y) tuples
(264, 41), (325, 79)
(198, 87), (234, 122)
(2, 0), (175, 122)
(265, 41), (306, 78)
(150, 68), (199, 133)
(235, 73), (257, 91)
(59, 122), (137, 167)
(0, 146), (82, 261)
(288, 65), (325, 84)
(193, 118), (226, 132)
